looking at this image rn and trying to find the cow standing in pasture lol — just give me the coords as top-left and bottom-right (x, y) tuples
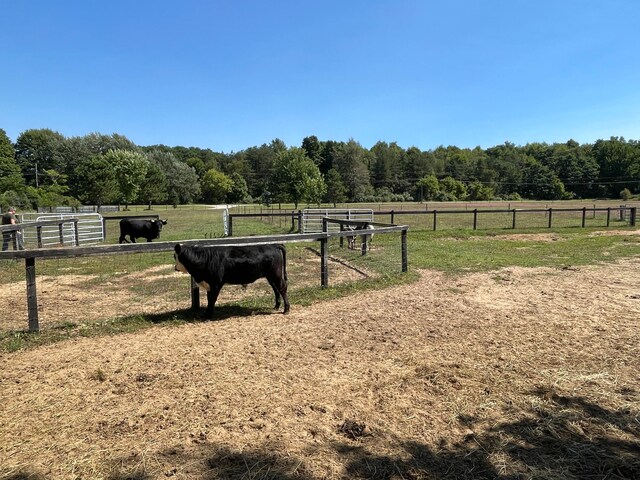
(173, 243), (290, 318)
(119, 218), (167, 243)
(347, 223), (375, 251)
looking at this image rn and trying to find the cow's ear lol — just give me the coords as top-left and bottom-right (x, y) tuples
(174, 244), (182, 255)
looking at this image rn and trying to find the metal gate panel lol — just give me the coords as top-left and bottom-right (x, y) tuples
(302, 209), (374, 233)
(19, 213), (105, 247)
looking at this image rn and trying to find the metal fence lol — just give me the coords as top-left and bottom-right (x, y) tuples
(20, 213), (104, 247)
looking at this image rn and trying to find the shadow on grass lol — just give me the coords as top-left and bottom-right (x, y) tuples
(3, 387), (638, 479)
(0, 304), (284, 352)
(95, 389), (640, 480)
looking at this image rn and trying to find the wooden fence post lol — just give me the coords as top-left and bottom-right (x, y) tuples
(581, 207), (586, 228)
(58, 224), (64, 244)
(26, 257), (39, 332)
(433, 210), (437, 231)
(321, 218), (328, 288)
(512, 209), (516, 229)
(37, 226), (43, 248)
(548, 208), (553, 228)
(401, 228), (408, 272)
(631, 207), (637, 226)
(228, 215), (233, 236)
(473, 209), (478, 230)
(606, 207), (611, 227)
(298, 210), (303, 233)
(390, 210), (395, 224)
(73, 219), (79, 246)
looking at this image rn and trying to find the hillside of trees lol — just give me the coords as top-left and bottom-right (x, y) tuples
(1, 127), (639, 211)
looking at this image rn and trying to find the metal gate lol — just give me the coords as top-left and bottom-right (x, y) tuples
(20, 213), (105, 247)
(302, 208), (374, 233)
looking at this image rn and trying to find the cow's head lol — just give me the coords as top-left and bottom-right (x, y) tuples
(155, 219), (168, 232)
(174, 243), (188, 273)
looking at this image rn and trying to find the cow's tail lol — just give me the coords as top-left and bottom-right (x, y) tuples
(278, 244), (288, 282)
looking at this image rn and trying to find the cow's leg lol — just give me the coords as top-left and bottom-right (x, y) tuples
(119, 235), (129, 244)
(267, 277), (282, 310)
(130, 236), (136, 243)
(205, 286), (221, 319)
(268, 275), (290, 314)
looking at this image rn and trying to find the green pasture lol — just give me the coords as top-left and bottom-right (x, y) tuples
(1, 202), (639, 351)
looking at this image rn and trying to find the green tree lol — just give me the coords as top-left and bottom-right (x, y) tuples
(415, 175), (440, 201)
(201, 169), (233, 204)
(147, 150), (200, 204)
(107, 149), (149, 208)
(74, 155), (118, 207)
(301, 135), (323, 166)
(324, 168), (348, 207)
(519, 157), (568, 200)
(467, 181), (494, 201)
(332, 139), (372, 201)
(271, 147), (326, 207)
(227, 172), (250, 203)
(137, 160), (168, 208)
(370, 141), (407, 193)
(592, 137), (640, 196)
(439, 176), (468, 200)
(14, 129), (66, 187)
(0, 129), (25, 194)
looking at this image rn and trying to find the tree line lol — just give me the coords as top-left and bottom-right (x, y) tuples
(1, 127), (639, 211)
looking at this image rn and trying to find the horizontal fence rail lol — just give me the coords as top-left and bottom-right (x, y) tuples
(228, 206), (637, 234)
(0, 223), (409, 332)
(1, 219), (81, 250)
(374, 206), (637, 230)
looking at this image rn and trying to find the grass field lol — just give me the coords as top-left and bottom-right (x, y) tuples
(1, 202), (639, 479)
(1, 202), (640, 351)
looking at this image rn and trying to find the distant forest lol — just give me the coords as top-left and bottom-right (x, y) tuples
(1, 127), (639, 210)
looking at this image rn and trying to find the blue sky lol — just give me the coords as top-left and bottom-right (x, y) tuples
(2, 1), (639, 153)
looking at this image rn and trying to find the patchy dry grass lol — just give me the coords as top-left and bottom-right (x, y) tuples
(1, 257), (639, 479)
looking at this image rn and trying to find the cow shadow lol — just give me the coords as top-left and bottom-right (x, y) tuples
(140, 305), (284, 324)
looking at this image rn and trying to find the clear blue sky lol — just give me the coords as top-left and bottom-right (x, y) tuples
(2, 1), (639, 153)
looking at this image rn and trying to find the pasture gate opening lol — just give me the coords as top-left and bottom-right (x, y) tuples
(0, 225), (409, 332)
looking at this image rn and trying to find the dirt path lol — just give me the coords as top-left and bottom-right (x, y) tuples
(1, 259), (639, 479)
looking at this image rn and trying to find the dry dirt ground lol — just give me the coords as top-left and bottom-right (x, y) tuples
(1, 256), (639, 479)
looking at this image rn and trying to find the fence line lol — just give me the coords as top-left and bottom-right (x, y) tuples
(0, 225), (409, 332)
(228, 206), (637, 234)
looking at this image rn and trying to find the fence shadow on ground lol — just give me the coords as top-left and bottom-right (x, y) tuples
(85, 389), (640, 479)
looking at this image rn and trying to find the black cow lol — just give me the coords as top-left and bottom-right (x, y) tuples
(119, 218), (167, 243)
(174, 243), (290, 317)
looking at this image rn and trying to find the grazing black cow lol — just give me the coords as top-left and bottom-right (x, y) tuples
(118, 218), (167, 243)
(174, 243), (290, 317)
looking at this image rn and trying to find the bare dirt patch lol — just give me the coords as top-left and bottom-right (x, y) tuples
(1, 260), (639, 479)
